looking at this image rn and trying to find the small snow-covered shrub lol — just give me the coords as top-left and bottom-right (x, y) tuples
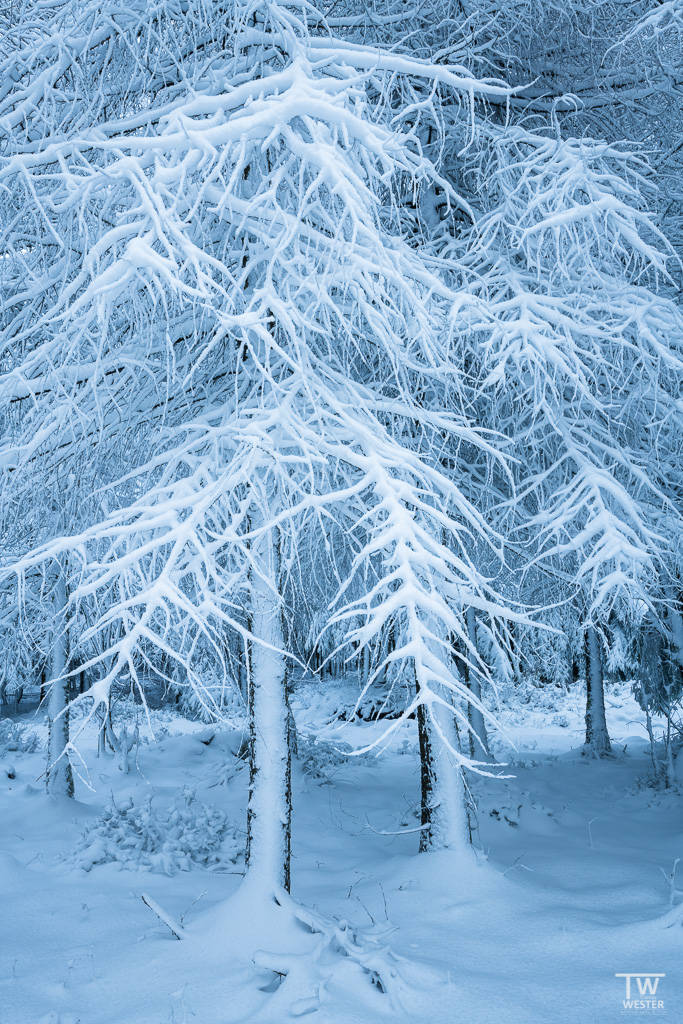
(73, 789), (242, 873)
(396, 739), (416, 756)
(298, 736), (376, 781)
(551, 714), (570, 728)
(0, 719), (40, 754)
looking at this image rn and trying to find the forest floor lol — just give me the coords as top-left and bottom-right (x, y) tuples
(1, 679), (682, 1024)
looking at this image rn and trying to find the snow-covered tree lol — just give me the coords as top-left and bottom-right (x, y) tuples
(458, 122), (683, 749)
(0, 0), (535, 908)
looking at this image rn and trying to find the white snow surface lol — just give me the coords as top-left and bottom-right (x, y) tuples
(1, 682), (682, 1024)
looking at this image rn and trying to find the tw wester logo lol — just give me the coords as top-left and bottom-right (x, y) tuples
(615, 974), (666, 1015)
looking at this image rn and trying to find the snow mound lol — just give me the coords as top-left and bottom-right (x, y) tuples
(253, 904), (438, 1018)
(71, 789), (242, 874)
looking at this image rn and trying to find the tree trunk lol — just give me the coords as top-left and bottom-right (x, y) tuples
(416, 680), (471, 853)
(39, 661), (47, 706)
(238, 640), (249, 702)
(245, 521), (292, 895)
(104, 706), (120, 753)
(666, 585), (683, 670)
(362, 643), (370, 687)
(465, 607), (490, 761)
(97, 707), (107, 758)
(11, 682), (23, 716)
(584, 625), (611, 755)
(46, 572), (74, 797)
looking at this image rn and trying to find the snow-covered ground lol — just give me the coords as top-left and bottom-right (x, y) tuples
(1, 683), (681, 1024)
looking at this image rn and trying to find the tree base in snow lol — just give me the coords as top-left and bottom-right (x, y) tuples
(582, 737), (614, 759)
(197, 878), (429, 1016)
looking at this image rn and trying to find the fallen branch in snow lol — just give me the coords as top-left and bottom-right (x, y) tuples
(141, 893), (184, 939)
(361, 815), (430, 837)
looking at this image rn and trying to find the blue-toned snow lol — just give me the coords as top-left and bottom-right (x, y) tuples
(1, 680), (681, 1023)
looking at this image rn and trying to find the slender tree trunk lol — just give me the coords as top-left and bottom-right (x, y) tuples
(39, 661), (47, 705)
(46, 573), (74, 797)
(465, 607), (490, 760)
(377, 623), (394, 687)
(11, 681), (23, 715)
(665, 709), (674, 789)
(104, 706), (120, 753)
(238, 640), (249, 702)
(120, 724), (130, 774)
(665, 588), (683, 764)
(97, 707), (107, 758)
(362, 643), (370, 687)
(416, 679), (470, 853)
(666, 585), (683, 670)
(245, 521), (292, 895)
(584, 625), (611, 755)
(644, 697), (660, 780)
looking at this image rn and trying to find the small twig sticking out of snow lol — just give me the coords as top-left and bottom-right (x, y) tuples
(180, 890), (208, 927)
(134, 741), (154, 793)
(353, 895), (376, 925)
(660, 858), (682, 909)
(345, 875), (376, 923)
(377, 882), (389, 922)
(587, 817), (599, 849)
(347, 875), (367, 899)
(141, 893), (184, 940)
(503, 856), (533, 876)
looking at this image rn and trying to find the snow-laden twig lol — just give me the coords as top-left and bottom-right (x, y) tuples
(141, 893), (184, 940)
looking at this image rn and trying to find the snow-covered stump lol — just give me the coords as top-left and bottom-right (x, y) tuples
(416, 692), (471, 854)
(584, 625), (612, 756)
(245, 521), (292, 896)
(46, 573), (74, 798)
